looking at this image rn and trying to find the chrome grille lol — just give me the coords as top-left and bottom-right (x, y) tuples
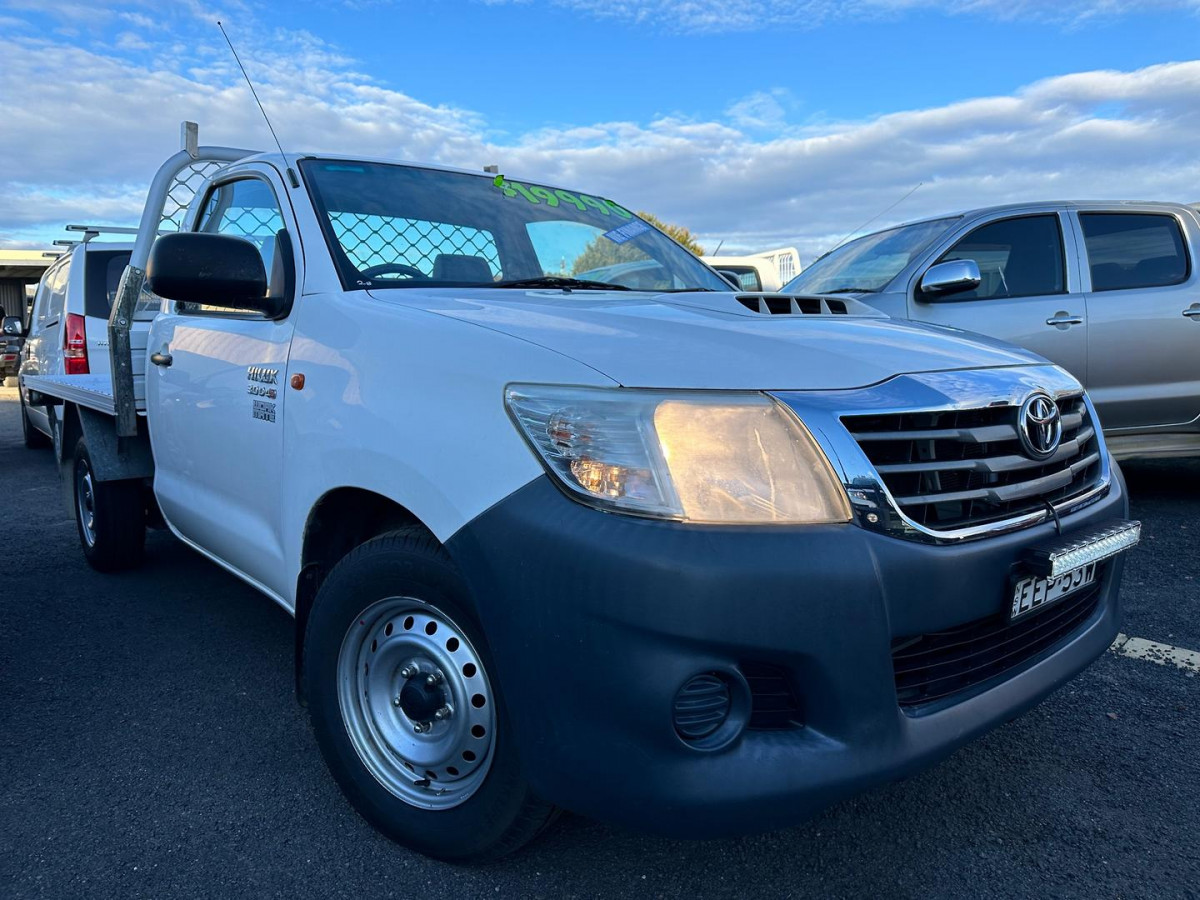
(842, 394), (1103, 532)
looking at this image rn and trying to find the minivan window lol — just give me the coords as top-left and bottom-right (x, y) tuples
(83, 250), (157, 320)
(33, 264), (59, 329)
(1080, 213), (1189, 292)
(40, 260), (69, 326)
(936, 214), (1065, 300)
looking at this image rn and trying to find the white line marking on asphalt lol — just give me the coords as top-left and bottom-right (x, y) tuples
(1110, 633), (1200, 673)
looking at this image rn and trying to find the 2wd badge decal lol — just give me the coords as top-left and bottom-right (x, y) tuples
(247, 366), (280, 422)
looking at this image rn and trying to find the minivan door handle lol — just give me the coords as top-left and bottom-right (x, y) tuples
(1183, 304), (1200, 319)
(150, 352), (173, 367)
(1045, 313), (1083, 328)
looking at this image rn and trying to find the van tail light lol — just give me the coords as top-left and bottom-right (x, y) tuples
(64, 313), (89, 375)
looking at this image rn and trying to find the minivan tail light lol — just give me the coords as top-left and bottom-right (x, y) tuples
(64, 313), (89, 375)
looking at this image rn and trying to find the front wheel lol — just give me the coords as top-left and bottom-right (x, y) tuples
(303, 529), (557, 862)
(72, 438), (146, 571)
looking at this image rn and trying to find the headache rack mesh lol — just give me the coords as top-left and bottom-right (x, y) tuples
(842, 394), (1103, 533)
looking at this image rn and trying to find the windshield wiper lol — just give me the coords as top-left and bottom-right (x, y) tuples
(655, 287), (720, 293)
(823, 287), (878, 294)
(488, 276), (631, 291)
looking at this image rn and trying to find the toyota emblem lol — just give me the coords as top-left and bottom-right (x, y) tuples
(1017, 393), (1062, 460)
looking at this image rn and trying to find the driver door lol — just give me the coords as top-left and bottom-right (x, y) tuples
(908, 213), (1089, 383)
(147, 170), (300, 598)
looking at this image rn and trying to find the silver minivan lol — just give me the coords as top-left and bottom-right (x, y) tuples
(783, 202), (1200, 460)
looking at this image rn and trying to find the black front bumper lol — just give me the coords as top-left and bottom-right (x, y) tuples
(445, 467), (1129, 839)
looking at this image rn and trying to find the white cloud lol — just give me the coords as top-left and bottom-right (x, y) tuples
(726, 89), (794, 131)
(1, 7), (1199, 262)
(481, 0), (1200, 32)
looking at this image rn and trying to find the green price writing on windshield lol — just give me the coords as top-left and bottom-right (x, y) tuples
(493, 178), (633, 219)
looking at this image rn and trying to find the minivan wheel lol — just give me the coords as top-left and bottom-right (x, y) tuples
(303, 528), (558, 862)
(72, 438), (146, 571)
(21, 395), (50, 449)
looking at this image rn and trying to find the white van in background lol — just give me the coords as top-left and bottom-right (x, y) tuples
(18, 232), (153, 447)
(703, 246), (801, 292)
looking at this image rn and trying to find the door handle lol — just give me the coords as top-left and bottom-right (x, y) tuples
(1045, 314), (1083, 327)
(1183, 305), (1200, 319)
(150, 352), (173, 367)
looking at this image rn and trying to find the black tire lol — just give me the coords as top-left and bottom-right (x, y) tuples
(303, 528), (558, 862)
(21, 394), (51, 449)
(72, 438), (146, 572)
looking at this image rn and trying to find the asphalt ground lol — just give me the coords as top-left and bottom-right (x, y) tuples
(1, 385), (1197, 900)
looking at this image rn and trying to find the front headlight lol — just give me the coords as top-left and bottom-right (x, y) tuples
(505, 385), (852, 524)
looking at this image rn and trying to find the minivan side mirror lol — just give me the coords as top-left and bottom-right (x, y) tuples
(918, 259), (982, 299)
(715, 269), (742, 290)
(2, 316), (23, 336)
(147, 232), (284, 317)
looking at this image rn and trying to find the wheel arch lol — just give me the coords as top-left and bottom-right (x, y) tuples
(294, 486), (440, 703)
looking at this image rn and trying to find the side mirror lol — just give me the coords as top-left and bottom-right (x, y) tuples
(919, 259), (982, 298)
(715, 269), (741, 289)
(147, 232), (283, 317)
(2, 316), (23, 337)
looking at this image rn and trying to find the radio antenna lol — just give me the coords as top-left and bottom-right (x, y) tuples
(823, 181), (924, 257)
(217, 20), (299, 187)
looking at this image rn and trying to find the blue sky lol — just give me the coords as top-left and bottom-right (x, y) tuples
(1, 0), (1199, 258)
(306, 2), (1196, 133)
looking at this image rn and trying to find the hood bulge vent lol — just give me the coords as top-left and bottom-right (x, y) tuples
(736, 294), (849, 315)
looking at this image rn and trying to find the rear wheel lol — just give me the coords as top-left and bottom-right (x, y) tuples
(303, 529), (557, 862)
(72, 438), (146, 571)
(21, 394), (50, 449)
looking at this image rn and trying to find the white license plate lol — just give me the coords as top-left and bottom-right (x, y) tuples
(1011, 561), (1098, 621)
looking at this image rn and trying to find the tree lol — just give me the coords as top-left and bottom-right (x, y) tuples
(571, 211), (705, 275)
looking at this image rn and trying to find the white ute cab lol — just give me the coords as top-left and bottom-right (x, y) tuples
(23, 126), (1140, 861)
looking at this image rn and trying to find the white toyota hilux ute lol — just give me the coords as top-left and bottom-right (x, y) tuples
(24, 126), (1141, 862)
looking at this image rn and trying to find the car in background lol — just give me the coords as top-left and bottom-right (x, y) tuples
(18, 237), (155, 447)
(782, 202), (1200, 461)
(2, 315), (23, 385)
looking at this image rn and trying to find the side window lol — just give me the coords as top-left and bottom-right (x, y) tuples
(32, 267), (55, 329)
(1080, 213), (1189, 292)
(936, 215), (1065, 300)
(197, 178), (284, 274)
(185, 178), (285, 315)
(36, 261), (69, 328)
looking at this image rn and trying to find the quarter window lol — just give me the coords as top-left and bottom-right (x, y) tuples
(936, 215), (1065, 300)
(1080, 213), (1189, 291)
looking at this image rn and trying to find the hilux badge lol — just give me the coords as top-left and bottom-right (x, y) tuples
(1018, 393), (1062, 460)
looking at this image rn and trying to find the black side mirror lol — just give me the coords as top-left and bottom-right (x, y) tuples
(715, 268), (741, 289)
(2, 316), (23, 337)
(147, 232), (284, 317)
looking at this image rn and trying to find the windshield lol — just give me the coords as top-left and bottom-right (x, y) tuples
(782, 217), (960, 294)
(300, 160), (729, 292)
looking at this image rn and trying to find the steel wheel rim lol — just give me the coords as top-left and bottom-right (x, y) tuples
(336, 596), (497, 809)
(75, 460), (96, 548)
